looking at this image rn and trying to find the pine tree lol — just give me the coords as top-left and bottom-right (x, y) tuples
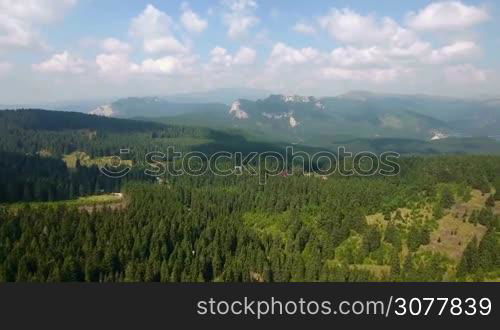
(440, 187), (455, 209)
(494, 177), (500, 201)
(457, 237), (479, 277)
(390, 251), (401, 280)
(485, 195), (495, 208)
(363, 226), (381, 253)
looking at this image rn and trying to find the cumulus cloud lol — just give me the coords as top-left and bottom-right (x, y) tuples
(292, 23), (316, 35)
(131, 56), (195, 75)
(327, 40), (479, 68)
(387, 41), (431, 59)
(130, 4), (189, 54)
(0, 0), (76, 23)
(0, 0), (77, 49)
(210, 46), (256, 67)
(407, 1), (489, 31)
(95, 52), (196, 77)
(143, 37), (189, 54)
(6, 1), (497, 100)
(329, 46), (387, 67)
(268, 43), (321, 67)
(428, 41), (480, 64)
(234, 47), (257, 65)
(444, 64), (487, 84)
(101, 38), (132, 54)
(95, 52), (197, 77)
(319, 8), (417, 47)
(181, 7), (208, 33)
(321, 67), (414, 83)
(222, 0), (259, 39)
(315, 6), (483, 82)
(96, 53), (133, 75)
(33, 51), (87, 74)
(130, 4), (173, 39)
(0, 15), (34, 48)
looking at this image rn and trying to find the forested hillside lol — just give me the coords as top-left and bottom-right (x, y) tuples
(0, 109), (290, 203)
(1, 156), (499, 282)
(0, 109), (288, 158)
(0, 109), (215, 158)
(0, 151), (143, 203)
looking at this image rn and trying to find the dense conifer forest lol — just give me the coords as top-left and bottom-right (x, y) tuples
(1, 156), (499, 282)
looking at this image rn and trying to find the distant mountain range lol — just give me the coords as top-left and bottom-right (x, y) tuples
(161, 87), (271, 104)
(87, 90), (500, 148)
(1, 107), (499, 155)
(90, 97), (228, 118)
(0, 99), (108, 114)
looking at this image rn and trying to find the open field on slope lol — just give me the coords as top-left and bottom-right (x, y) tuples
(420, 190), (489, 261)
(422, 215), (487, 261)
(366, 189), (491, 263)
(63, 151), (134, 169)
(1, 193), (124, 214)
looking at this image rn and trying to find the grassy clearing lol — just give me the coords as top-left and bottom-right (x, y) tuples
(420, 190), (489, 261)
(363, 188), (492, 278)
(422, 214), (487, 261)
(2, 194), (124, 213)
(242, 212), (289, 240)
(366, 205), (434, 228)
(63, 151), (133, 169)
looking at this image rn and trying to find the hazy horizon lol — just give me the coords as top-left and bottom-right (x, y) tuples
(2, 87), (500, 108)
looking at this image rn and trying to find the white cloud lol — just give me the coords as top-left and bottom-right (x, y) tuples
(428, 41), (480, 64)
(330, 46), (387, 67)
(0, 15), (34, 48)
(130, 4), (173, 39)
(227, 16), (259, 39)
(321, 67), (413, 83)
(0, 0), (76, 23)
(387, 41), (431, 59)
(268, 43), (320, 67)
(234, 47), (257, 65)
(0, 0), (77, 49)
(96, 53), (133, 75)
(222, 0), (259, 39)
(181, 8), (208, 33)
(292, 23), (316, 35)
(317, 7), (482, 70)
(131, 56), (193, 75)
(101, 38), (132, 53)
(4, 0), (496, 101)
(33, 51), (87, 74)
(225, 0), (257, 12)
(407, 1), (489, 31)
(444, 64), (487, 84)
(210, 47), (232, 67)
(96, 52), (196, 78)
(327, 40), (479, 68)
(130, 4), (189, 54)
(210, 46), (256, 67)
(143, 37), (189, 54)
(319, 8), (417, 47)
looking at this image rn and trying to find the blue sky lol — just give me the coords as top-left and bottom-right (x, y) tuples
(0, 0), (498, 103)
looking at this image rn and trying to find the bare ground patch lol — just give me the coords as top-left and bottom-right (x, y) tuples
(421, 190), (489, 261)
